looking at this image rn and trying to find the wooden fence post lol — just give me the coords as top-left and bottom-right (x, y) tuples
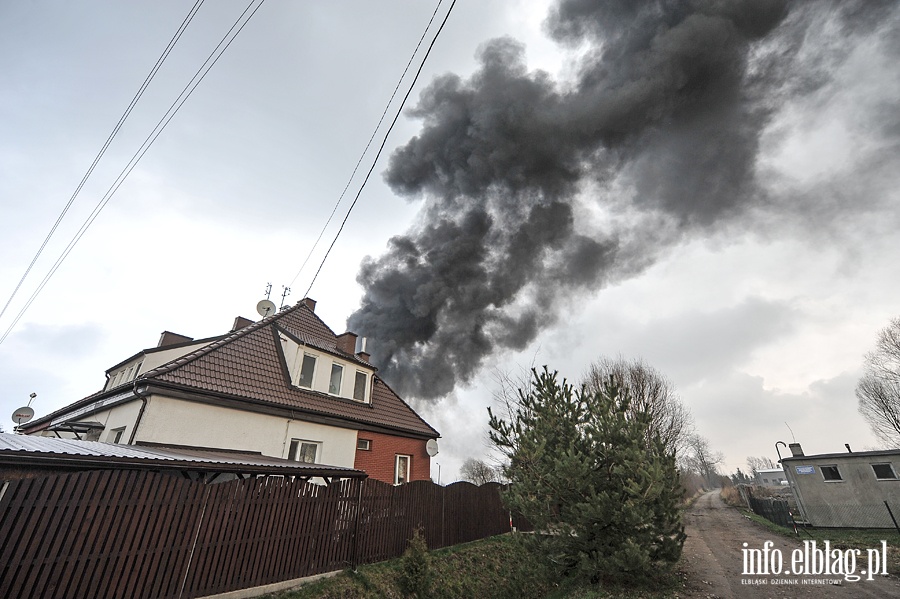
(351, 478), (365, 570)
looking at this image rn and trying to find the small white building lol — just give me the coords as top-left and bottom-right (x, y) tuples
(755, 467), (787, 487)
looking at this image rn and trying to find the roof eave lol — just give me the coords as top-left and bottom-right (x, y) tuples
(0, 452), (367, 479)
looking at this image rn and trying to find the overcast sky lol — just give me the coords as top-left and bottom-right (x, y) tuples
(2, 0), (898, 479)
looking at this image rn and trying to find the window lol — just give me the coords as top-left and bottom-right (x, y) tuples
(395, 455), (411, 485)
(873, 463), (897, 480)
(298, 354), (317, 388)
(353, 371), (368, 402)
(357, 439), (371, 451)
(108, 427), (126, 444)
(288, 439), (319, 463)
(133, 361), (143, 379)
(329, 363), (343, 395)
(820, 465), (842, 481)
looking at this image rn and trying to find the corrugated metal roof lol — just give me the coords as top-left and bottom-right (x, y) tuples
(0, 433), (365, 478)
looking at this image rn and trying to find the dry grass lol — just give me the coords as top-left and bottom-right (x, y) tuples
(719, 486), (743, 507)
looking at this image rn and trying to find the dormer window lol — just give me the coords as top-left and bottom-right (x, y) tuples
(329, 364), (343, 395)
(279, 328), (374, 403)
(298, 354), (317, 388)
(353, 371), (368, 402)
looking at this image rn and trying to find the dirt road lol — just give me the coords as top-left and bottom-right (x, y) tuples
(678, 491), (900, 598)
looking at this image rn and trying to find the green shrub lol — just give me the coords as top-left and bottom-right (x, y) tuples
(489, 368), (686, 585)
(398, 528), (432, 598)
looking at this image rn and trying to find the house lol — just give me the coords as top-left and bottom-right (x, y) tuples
(19, 298), (439, 484)
(754, 467), (787, 487)
(781, 442), (900, 528)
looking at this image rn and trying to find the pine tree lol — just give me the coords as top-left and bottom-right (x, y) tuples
(488, 367), (685, 584)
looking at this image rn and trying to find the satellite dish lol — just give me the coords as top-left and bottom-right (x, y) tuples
(426, 439), (439, 457)
(12, 406), (34, 426)
(256, 299), (277, 318)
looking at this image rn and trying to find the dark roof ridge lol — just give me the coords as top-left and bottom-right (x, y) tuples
(372, 375), (440, 438)
(139, 303), (306, 381)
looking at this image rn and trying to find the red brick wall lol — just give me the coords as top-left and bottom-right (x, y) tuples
(353, 431), (431, 484)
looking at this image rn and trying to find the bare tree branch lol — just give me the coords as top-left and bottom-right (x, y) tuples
(582, 356), (695, 457)
(857, 317), (900, 446)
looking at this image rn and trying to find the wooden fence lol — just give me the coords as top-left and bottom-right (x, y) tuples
(0, 470), (518, 599)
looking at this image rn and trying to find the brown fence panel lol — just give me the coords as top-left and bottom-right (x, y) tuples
(0, 470), (515, 599)
(0, 470), (206, 599)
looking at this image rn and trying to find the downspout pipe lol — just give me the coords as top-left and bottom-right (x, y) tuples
(128, 381), (150, 445)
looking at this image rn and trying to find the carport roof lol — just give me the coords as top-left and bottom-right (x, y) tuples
(0, 433), (366, 479)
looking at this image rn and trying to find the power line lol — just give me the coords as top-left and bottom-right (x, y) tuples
(0, 0), (267, 346)
(0, 0), (205, 324)
(288, 0), (446, 288)
(303, 0), (458, 298)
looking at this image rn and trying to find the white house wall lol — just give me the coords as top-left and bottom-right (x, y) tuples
(38, 398), (143, 441)
(136, 395), (358, 468)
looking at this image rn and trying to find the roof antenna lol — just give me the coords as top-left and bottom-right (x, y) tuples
(784, 422), (797, 443)
(256, 283), (277, 318)
(279, 286), (291, 310)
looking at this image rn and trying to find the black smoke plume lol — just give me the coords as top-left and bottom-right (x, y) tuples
(348, 0), (899, 400)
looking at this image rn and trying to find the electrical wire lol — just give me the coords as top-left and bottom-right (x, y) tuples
(303, 0), (458, 298)
(0, 0), (267, 346)
(288, 0), (445, 288)
(0, 0), (205, 324)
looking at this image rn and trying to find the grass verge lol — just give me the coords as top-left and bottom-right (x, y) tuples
(266, 533), (684, 599)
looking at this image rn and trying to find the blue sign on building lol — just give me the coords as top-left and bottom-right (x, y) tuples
(795, 465), (815, 475)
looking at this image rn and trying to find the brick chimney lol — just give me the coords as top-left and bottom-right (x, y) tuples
(336, 332), (358, 355)
(158, 331), (193, 348)
(789, 443), (804, 457)
(232, 316), (254, 331)
(301, 297), (317, 312)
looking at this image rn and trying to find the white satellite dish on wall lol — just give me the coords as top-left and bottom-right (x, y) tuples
(256, 299), (277, 318)
(426, 439), (439, 457)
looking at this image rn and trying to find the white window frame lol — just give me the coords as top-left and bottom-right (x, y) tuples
(357, 439), (371, 451)
(297, 353), (317, 389)
(329, 363), (344, 395)
(872, 463), (897, 480)
(287, 438), (321, 464)
(395, 454), (411, 485)
(108, 427), (126, 444)
(820, 465), (843, 482)
(353, 370), (370, 403)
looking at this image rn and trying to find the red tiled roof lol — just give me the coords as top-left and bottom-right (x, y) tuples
(140, 302), (439, 439)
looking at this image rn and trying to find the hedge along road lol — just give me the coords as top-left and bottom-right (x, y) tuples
(679, 491), (900, 598)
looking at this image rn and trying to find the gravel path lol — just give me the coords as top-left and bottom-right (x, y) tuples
(678, 491), (900, 598)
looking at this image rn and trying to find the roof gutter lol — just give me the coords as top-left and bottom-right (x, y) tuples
(128, 381), (151, 445)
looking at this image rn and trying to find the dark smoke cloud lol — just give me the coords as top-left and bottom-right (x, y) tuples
(348, 0), (899, 401)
